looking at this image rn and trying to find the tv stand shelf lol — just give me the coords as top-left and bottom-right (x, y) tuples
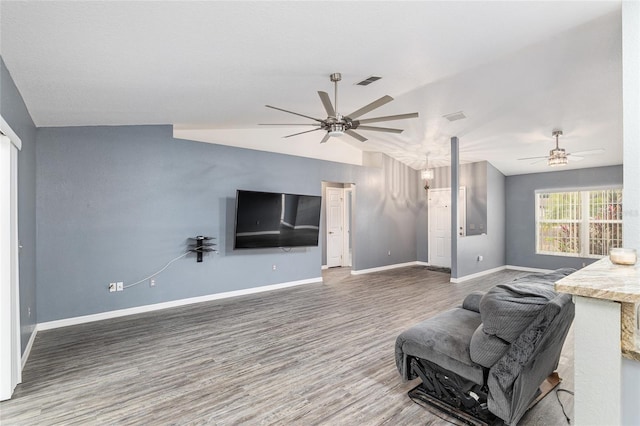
(188, 236), (216, 262)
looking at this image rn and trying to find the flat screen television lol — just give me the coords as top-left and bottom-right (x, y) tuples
(234, 190), (322, 249)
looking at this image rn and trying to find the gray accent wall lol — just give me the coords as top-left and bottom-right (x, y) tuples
(429, 160), (506, 279)
(456, 163), (506, 277)
(505, 165), (623, 270)
(0, 57), (38, 354)
(430, 161), (488, 236)
(36, 125), (420, 322)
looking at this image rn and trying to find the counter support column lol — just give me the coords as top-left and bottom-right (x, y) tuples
(573, 296), (621, 425)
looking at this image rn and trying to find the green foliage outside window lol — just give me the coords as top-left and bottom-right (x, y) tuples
(537, 189), (622, 257)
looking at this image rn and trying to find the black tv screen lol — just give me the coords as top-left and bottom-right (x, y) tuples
(234, 190), (322, 249)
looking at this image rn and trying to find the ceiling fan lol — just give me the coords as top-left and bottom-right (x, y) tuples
(518, 130), (605, 166)
(260, 72), (419, 144)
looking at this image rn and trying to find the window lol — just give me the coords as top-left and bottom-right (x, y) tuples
(536, 188), (622, 257)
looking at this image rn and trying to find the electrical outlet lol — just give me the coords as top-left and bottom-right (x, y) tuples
(116, 282), (124, 292)
(150, 278), (156, 287)
(28, 306), (31, 318)
(388, 250), (391, 256)
(477, 255), (483, 262)
(109, 282), (117, 292)
(272, 264), (277, 271)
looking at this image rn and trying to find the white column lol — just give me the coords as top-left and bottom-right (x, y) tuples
(622, 1), (640, 424)
(574, 296), (621, 425)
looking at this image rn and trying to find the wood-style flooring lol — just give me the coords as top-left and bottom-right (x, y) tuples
(0, 266), (574, 425)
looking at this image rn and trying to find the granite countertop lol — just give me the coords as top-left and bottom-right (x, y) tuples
(555, 257), (640, 361)
(555, 257), (640, 303)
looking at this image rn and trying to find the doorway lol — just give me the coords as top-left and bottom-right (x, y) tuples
(428, 187), (466, 268)
(323, 183), (354, 269)
(0, 131), (21, 401)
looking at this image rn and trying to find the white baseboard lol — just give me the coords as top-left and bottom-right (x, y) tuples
(38, 277), (323, 331)
(450, 266), (507, 283)
(506, 265), (554, 274)
(351, 261), (419, 275)
(21, 326), (38, 370)
(321, 265), (329, 270)
(416, 261), (430, 267)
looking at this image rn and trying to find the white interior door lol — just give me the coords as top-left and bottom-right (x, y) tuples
(326, 187), (344, 268)
(428, 189), (452, 268)
(428, 187), (466, 268)
(0, 133), (21, 401)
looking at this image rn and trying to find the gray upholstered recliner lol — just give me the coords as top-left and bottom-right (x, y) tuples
(395, 269), (576, 425)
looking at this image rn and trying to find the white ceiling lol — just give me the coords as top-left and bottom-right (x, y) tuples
(0, 1), (623, 175)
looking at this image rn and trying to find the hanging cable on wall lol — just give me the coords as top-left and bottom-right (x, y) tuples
(115, 236), (217, 291)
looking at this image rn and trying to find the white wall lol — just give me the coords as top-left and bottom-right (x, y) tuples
(621, 1), (640, 425)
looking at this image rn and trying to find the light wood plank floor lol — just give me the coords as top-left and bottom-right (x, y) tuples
(1, 266), (573, 425)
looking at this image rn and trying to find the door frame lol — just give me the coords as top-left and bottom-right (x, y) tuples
(342, 187), (353, 267)
(323, 183), (355, 269)
(0, 119), (22, 401)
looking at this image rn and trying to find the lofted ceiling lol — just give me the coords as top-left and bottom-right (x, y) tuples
(0, 1), (623, 175)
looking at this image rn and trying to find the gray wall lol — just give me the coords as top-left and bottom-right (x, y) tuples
(456, 162), (506, 277)
(0, 57), (38, 355)
(428, 160), (503, 279)
(430, 161), (488, 236)
(505, 165), (623, 270)
(36, 125), (420, 322)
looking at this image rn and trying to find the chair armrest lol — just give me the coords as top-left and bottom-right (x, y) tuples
(462, 291), (485, 313)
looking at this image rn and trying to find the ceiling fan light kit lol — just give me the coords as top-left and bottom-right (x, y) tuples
(262, 72), (419, 144)
(547, 130), (568, 166)
(548, 152), (568, 166)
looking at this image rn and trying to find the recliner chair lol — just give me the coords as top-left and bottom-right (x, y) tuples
(395, 269), (576, 425)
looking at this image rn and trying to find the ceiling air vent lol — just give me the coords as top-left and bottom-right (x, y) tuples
(443, 111), (466, 122)
(356, 75), (382, 86)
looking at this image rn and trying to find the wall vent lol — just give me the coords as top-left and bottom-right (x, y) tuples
(356, 75), (382, 86)
(443, 111), (466, 122)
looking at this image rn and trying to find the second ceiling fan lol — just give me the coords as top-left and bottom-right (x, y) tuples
(518, 130), (605, 166)
(261, 72), (419, 144)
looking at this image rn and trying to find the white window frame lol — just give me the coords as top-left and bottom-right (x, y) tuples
(535, 186), (623, 258)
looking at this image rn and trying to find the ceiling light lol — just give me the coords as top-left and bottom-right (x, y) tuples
(548, 148), (568, 166)
(328, 123), (345, 137)
(421, 169), (434, 180)
(421, 153), (434, 185)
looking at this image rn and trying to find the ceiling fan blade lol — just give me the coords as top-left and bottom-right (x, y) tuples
(283, 128), (323, 138)
(569, 149), (605, 156)
(570, 155), (585, 161)
(518, 155), (548, 161)
(356, 125), (403, 134)
(345, 130), (368, 142)
(530, 158), (549, 165)
(318, 91), (336, 117)
(265, 105), (324, 123)
(320, 133), (331, 144)
(357, 112), (419, 124)
(347, 95), (394, 119)
(259, 123), (321, 126)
